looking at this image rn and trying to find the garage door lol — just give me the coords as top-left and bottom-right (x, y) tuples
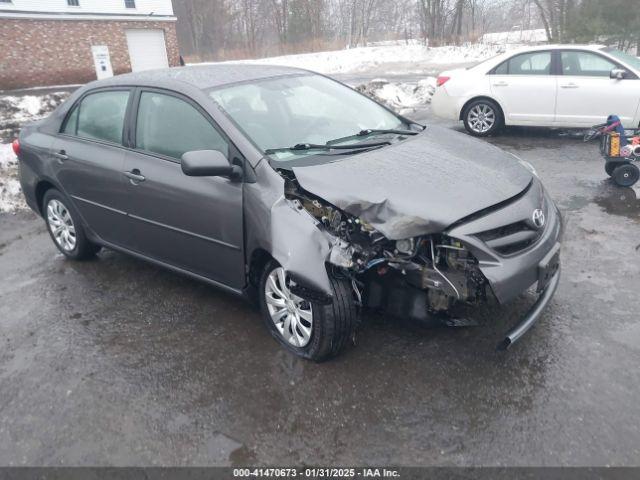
(125, 29), (169, 72)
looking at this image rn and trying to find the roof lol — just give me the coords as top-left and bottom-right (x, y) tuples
(100, 64), (308, 90)
(508, 44), (607, 53)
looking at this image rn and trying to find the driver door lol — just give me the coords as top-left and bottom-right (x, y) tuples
(123, 89), (245, 289)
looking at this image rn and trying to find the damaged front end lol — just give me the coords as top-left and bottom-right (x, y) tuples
(281, 170), (490, 322)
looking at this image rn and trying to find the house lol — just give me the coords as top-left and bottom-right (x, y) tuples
(0, 0), (180, 90)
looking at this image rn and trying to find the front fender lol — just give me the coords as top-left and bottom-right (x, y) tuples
(244, 161), (333, 297)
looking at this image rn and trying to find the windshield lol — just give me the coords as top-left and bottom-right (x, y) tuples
(208, 74), (408, 162)
(603, 47), (640, 71)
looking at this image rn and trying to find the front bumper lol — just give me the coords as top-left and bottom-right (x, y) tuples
(498, 266), (560, 350)
(448, 182), (563, 304)
(446, 181), (563, 348)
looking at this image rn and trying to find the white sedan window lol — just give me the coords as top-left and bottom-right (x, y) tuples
(494, 52), (551, 76)
(561, 51), (616, 77)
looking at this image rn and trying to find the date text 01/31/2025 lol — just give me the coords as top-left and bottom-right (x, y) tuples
(232, 467), (400, 477)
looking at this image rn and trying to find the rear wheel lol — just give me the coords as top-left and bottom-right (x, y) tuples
(462, 99), (503, 137)
(259, 261), (358, 361)
(612, 163), (640, 187)
(43, 189), (101, 260)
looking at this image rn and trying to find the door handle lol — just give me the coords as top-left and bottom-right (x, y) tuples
(53, 150), (68, 162)
(124, 170), (146, 184)
(561, 83), (579, 89)
(493, 82), (509, 87)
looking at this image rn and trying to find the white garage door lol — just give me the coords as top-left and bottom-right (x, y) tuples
(125, 29), (169, 72)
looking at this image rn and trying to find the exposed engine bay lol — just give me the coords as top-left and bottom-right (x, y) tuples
(280, 170), (489, 320)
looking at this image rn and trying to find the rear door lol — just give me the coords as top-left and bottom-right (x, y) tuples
(52, 88), (132, 247)
(489, 50), (557, 125)
(123, 88), (245, 288)
(555, 50), (639, 127)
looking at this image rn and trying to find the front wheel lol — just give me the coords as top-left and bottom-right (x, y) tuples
(462, 99), (503, 137)
(259, 261), (358, 361)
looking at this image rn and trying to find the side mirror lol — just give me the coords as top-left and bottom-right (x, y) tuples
(181, 150), (242, 180)
(610, 68), (627, 80)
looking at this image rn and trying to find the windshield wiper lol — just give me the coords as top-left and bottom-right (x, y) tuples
(325, 128), (419, 146)
(265, 140), (391, 155)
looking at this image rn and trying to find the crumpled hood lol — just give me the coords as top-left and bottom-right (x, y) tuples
(292, 125), (533, 240)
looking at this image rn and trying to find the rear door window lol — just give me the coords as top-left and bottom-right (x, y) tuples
(493, 51), (552, 75)
(63, 90), (130, 144)
(560, 51), (616, 77)
(135, 91), (229, 160)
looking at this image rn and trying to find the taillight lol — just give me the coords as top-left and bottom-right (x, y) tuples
(436, 76), (451, 87)
(11, 139), (20, 156)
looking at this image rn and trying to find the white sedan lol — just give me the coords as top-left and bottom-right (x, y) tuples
(431, 45), (640, 136)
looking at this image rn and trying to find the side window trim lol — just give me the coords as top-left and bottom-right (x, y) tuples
(58, 87), (133, 148)
(129, 87), (235, 164)
(559, 50), (638, 79)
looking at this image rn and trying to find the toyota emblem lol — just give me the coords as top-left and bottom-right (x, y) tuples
(532, 209), (545, 229)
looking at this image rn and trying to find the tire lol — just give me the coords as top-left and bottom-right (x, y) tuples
(462, 99), (504, 137)
(605, 161), (622, 177)
(42, 189), (101, 260)
(259, 260), (358, 361)
(612, 163), (640, 187)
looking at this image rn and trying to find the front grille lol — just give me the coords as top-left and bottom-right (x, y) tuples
(476, 221), (542, 256)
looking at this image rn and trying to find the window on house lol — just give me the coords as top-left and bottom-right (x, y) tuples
(0, 0), (14, 3)
(67, 0), (80, 6)
(125, 0), (136, 8)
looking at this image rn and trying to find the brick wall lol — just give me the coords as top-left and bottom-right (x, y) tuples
(0, 19), (180, 90)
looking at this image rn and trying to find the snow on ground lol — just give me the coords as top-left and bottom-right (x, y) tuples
(0, 143), (25, 213)
(203, 42), (505, 75)
(480, 28), (547, 45)
(0, 92), (69, 142)
(0, 92), (68, 213)
(355, 77), (437, 112)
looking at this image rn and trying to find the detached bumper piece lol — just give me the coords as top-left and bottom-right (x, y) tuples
(498, 243), (561, 350)
(497, 268), (560, 351)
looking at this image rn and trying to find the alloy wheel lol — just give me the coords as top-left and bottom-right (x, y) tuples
(468, 104), (496, 134)
(47, 199), (77, 252)
(264, 267), (313, 347)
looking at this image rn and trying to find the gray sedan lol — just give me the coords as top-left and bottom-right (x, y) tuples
(15, 64), (562, 360)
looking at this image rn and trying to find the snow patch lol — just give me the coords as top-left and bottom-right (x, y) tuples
(480, 29), (547, 45)
(356, 77), (436, 111)
(0, 92), (69, 213)
(0, 91), (70, 142)
(199, 43), (507, 75)
(0, 143), (26, 213)
(0, 142), (16, 169)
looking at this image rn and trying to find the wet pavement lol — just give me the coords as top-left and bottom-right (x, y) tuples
(1, 110), (640, 467)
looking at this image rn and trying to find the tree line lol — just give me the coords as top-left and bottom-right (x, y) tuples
(172, 0), (640, 61)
